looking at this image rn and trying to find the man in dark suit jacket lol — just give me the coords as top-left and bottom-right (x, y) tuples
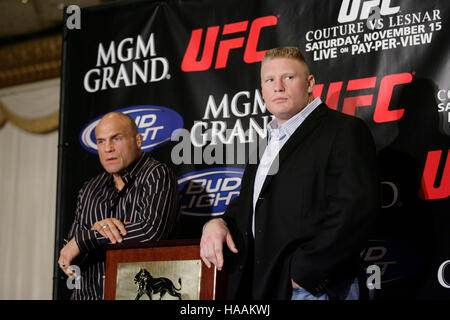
(200, 47), (379, 300)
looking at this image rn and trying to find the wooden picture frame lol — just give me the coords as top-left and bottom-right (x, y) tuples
(104, 239), (227, 300)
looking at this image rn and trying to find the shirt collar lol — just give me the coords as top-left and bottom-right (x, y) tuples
(267, 97), (322, 142)
(115, 152), (147, 185)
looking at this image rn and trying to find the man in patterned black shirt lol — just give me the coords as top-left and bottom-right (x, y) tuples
(58, 112), (180, 299)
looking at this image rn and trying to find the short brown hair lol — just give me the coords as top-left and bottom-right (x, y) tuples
(262, 46), (310, 72)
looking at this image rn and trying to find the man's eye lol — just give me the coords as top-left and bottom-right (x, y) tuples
(286, 75), (294, 80)
(97, 140), (104, 144)
(114, 137), (121, 141)
(266, 79), (273, 83)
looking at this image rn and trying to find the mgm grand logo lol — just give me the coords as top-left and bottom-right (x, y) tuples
(134, 268), (182, 300)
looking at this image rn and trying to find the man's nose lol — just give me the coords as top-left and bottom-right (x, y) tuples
(274, 78), (284, 92)
(105, 140), (115, 152)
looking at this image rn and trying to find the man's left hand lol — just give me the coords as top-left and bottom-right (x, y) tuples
(91, 218), (129, 244)
(291, 279), (302, 289)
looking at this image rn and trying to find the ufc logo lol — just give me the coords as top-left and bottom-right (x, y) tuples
(338, 0), (400, 23)
(419, 149), (450, 200)
(181, 16), (278, 72)
(313, 72), (413, 123)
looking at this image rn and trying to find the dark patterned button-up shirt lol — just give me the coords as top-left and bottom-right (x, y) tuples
(65, 153), (180, 299)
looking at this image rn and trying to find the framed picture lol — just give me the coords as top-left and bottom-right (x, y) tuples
(103, 239), (226, 300)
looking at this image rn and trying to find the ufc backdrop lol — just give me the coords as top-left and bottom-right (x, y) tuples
(54, 0), (450, 299)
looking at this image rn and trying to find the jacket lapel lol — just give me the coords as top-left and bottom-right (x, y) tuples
(258, 104), (328, 197)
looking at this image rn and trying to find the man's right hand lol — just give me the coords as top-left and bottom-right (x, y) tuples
(200, 218), (238, 271)
(58, 237), (80, 277)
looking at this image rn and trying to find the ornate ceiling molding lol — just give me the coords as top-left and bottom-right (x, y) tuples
(0, 34), (62, 89)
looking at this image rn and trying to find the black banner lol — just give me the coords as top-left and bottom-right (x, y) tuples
(54, 0), (450, 299)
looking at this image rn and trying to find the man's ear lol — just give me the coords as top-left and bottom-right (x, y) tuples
(307, 74), (315, 93)
(136, 134), (143, 149)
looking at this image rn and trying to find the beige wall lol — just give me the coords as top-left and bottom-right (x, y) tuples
(0, 122), (58, 299)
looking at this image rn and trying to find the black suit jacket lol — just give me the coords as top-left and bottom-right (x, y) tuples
(222, 103), (380, 300)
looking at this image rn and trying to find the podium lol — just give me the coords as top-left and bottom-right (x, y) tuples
(104, 239), (227, 300)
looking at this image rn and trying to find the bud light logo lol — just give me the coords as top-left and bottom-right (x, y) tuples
(362, 238), (423, 286)
(178, 167), (244, 217)
(79, 106), (184, 154)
